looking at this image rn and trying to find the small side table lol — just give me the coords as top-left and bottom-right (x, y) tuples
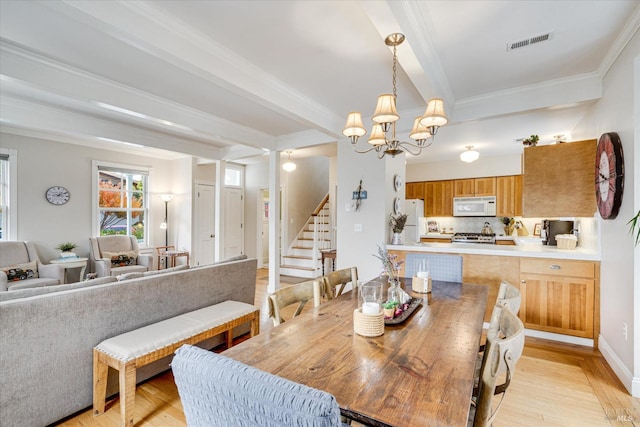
(50, 257), (88, 284)
(320, 249), (336, 275)
(156, 246), (190, 269)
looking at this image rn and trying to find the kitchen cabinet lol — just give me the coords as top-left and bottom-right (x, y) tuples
(496, 175), (523, 216)
(424, 180), (453, 216)
(454, 177), (496, 197)
(519, 258), (599, 341)
(405, 182), (425, 200)
(523, 139), (596, 217)
(420, 237), (452, 243)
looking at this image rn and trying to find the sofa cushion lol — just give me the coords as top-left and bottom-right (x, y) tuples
(103, 251), (138, 266)
(143, 265), (189, 277)
(116, 272), (145, 281)
(7, 277), (61, 291)
(1, 261), (39, 281)
(0, 276), (118, 301)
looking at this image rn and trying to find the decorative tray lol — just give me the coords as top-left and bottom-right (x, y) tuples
(385, 297), (423, 325)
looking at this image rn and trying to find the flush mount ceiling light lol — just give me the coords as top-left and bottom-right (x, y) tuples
(342, 33), (448, 159)
(282, 151), (297, 172)
(460, 146), (479, 163)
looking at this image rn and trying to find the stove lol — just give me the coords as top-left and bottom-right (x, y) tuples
(451, 232), (496, 244)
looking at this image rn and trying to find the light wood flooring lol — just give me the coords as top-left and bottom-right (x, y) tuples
(58, 269), (639, 426)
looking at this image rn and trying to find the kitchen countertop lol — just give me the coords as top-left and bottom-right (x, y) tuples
(391, 240), (600, 261)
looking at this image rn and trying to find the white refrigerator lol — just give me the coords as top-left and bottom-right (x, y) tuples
(404, 199), (425, 243)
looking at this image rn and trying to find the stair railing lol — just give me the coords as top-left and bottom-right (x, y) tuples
(311, 194), (331, 271)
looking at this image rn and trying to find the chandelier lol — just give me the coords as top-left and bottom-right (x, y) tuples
(342, 33), (448, 158)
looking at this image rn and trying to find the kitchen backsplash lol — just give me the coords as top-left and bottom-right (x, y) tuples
(424, 215), (598, 249)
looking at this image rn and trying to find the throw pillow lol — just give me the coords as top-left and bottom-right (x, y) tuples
(1, 260), (39, 281)
(102, 251), (138, 267)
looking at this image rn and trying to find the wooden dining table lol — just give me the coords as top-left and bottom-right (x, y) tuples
(222, 278), (489, 427)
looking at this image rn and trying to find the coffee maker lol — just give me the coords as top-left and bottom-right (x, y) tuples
(542, 220), (575, 245)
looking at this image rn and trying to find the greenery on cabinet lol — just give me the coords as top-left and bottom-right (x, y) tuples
(522, 134), (539, 146)
(55, 242), (77, 252)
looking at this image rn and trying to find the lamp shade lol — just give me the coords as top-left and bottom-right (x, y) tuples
(419, 98), (448, 128)
(372, 94), (399, 124)
(460, 146), (479, 163)
(342, 112), (367, 138)
(159, 193), (174, 202)
(409, 116), (432, 142)
(368, 124), (387, 146)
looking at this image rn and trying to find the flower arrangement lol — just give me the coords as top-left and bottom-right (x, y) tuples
(522, 134), (539, 147)
(55, 242), (77, 252)
(373, 243), (404, 281)
(389, 213), (408, 233)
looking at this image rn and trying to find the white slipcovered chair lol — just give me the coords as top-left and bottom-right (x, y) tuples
(0, 241), (64, 291)
(88, 236), (152, 277)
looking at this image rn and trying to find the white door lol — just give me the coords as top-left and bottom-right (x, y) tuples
(224, 187), (244, 258)
(195, 183), (215, 266)
(260, 189), (269, 266)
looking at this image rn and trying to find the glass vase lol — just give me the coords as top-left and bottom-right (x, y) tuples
(387, 278), (401, 305)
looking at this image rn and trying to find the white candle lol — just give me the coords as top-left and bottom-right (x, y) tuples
(362, 302), (380, 315)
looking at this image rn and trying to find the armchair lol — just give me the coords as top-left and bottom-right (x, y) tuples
(88, 236), (152, 277)
(0, 241), (64, 291)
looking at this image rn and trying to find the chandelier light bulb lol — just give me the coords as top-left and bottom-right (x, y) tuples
(282, 151), (297, 172)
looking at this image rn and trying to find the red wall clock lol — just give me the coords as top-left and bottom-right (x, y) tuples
(595, 132), (624, 219)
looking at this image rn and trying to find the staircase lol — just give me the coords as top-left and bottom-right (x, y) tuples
(280, 195), (332, 278)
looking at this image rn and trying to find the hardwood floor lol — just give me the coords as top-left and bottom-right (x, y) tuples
(58, 269), (639, 426)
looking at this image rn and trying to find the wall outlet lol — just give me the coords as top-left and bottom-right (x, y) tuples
(623, 322), (628, 341)
(354, 223), (363, 232)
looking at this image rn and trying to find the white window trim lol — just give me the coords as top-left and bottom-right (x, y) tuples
(225, 163), (245, 188)
(0, 148), (18, 240)
(92, 160), (151, 246)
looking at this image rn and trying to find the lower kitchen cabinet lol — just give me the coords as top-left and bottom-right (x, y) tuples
(519, 259), (599, 342)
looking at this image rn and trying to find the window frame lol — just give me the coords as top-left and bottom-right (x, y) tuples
(0, 148), (18, 241)
(225, 163), (244, 188)
(92, 160), (150, 246)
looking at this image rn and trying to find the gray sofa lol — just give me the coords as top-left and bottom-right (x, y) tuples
(0, 257), (257, 427)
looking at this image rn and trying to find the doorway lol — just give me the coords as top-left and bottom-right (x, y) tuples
(224, 187), (244, 258)
(194, 182), (215, 266)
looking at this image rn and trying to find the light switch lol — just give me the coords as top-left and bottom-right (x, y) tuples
(354, 224), (363, 232)
(345, 203), (351, 212)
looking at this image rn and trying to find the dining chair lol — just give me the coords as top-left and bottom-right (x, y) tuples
(470, 306), (525, 427)
(404, 253), (462, 282)
(496, 280), (521, 315)
(267, 279), (322, 326)
(322, 267), (358, 300)
(172, 344), (349, 427)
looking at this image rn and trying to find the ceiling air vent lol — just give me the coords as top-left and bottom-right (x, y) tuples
(507, 32), (553, 51)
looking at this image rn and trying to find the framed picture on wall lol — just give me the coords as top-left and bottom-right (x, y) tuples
(427, 220), (439, 233)
(533, 223), (541, 237)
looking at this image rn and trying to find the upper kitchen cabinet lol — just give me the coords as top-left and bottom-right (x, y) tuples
(497, 175), (523, 217)
(405, 182), (425, 200)
(454, 177), (496, 197)
(523, 139), (596, 217)
(425, 180), (453, 217)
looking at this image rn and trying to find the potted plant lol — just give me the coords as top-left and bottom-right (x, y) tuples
(522, 134), (539, 147)
(629, 210), (640, 246)
(56, 242), (77, 259)
(389, 213), (408, 245)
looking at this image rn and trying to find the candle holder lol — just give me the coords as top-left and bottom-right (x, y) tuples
(354, 281), (384, 337)
(412, 259), (432, 294)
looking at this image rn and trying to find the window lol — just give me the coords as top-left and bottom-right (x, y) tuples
(225, 165), (243, 187)
(94, 161), (149, 245)
(0, 149), (17, 241)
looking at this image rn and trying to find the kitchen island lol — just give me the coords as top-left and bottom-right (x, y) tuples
(389, 241), (600, 347)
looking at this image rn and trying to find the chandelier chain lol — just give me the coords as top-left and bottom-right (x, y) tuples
(392, 44), (398, 100)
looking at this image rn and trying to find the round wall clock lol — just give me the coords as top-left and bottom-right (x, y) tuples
(393, 197), (402, 214)
(595, 132), (624, 219)
(46, 186), (70, 205)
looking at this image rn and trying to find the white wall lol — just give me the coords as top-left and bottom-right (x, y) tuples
(570, 31), (639, 394)
(407, 153), (521, 181)
(336, 143), (404, 281)
(0, 132), (187, 263)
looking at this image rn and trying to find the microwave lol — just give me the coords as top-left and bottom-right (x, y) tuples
(453, 196), (497, 217)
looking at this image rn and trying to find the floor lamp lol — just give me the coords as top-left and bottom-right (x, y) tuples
(159, 194), (174, 248)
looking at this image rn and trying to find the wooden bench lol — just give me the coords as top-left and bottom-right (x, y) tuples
(92, 300), (260, 427)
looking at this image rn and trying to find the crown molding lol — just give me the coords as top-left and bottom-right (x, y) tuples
(598, 3), (640, 78)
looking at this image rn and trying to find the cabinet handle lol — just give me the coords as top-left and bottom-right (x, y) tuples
(520, 280), (526, 284)
(549, 264), (561, 270)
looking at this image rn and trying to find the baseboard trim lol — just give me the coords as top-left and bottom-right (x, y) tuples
(482, 322), (594, 347)
(598, 335), (638, 397)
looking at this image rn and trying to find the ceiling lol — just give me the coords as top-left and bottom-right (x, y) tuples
(1, 1), (638, 164)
